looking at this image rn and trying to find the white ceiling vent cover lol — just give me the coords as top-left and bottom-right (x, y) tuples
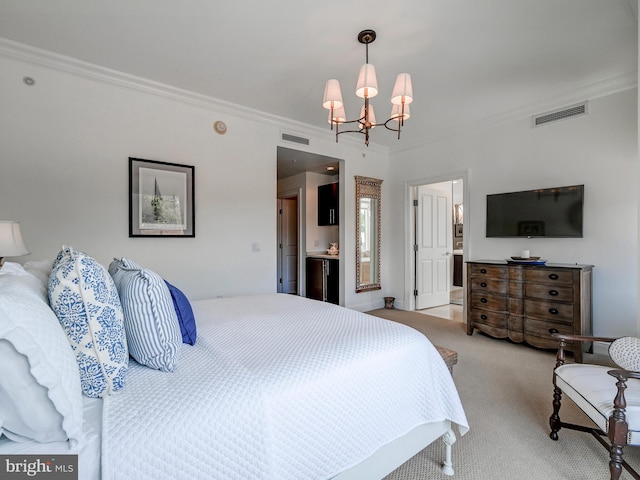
(532, 102), (588, 127)
(281, 132), (310, 145)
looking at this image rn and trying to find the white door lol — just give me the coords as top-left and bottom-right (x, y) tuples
(415, 183), (453, 309)
(278, 197), (298, 294)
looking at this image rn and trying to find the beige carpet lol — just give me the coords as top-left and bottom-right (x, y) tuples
(365, 308), (640, 480)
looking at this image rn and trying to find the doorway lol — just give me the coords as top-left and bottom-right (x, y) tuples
(405, 173), (468, 314)
(277, 193), (299, 294)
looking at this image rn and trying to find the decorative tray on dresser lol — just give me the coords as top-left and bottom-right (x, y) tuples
(466, 260), (593, 363)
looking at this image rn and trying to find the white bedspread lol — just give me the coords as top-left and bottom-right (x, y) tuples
(101, 294), (468, 480)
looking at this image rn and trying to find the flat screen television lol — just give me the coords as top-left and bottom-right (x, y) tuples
(486, 185), (584, 238)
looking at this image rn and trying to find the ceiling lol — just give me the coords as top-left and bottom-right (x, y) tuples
(0, 1), (637, 166)
(277, 147), (340, 180)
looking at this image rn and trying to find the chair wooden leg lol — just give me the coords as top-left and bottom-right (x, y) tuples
(609, 443), (624, 480)
(608, 373), (629, 480)
(550, 385), (563, 440)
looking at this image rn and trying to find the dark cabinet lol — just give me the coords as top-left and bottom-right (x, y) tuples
(453, 254), (463, 287)
(306, 257), (339, 304)
(318, 183), (339, 226)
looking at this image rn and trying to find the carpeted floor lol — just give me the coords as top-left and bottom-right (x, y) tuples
(365, 308), (640, 480)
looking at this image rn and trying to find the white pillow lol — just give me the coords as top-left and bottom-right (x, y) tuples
(49, 247), (128, 398)
(609, 337), (640, 372)
(0, 266), (83, 445)
(0, 340), (65, 442)
(23, 259), (53, 293)
(109, 258), (181, 372)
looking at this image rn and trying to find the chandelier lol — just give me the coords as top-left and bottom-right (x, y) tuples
(322, 29), (413, 147)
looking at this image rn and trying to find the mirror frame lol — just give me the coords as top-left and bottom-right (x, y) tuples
(355, 176), (383, 293)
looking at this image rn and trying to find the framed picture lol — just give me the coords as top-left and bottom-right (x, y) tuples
(454, 224), (463, 237)
(129, 157), (195, 237)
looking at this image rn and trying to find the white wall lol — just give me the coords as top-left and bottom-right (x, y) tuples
(6, 42), (631, 324)
(0, 47), (391, 310)
(387, 88), (638, 336)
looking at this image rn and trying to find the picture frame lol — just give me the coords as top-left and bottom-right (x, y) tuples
(129, 157), (195, 237)
(454, 224), (463, 237)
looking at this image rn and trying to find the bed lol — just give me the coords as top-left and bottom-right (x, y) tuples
(0, 255), (468, 480)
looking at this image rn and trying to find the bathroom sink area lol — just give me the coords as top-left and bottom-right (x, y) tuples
(453, 249), (463, 255)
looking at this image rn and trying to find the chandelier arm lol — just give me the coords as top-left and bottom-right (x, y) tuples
(382, 117), (402, 137)
(376, 117), (404, 140)
(335, 128), (367, 136)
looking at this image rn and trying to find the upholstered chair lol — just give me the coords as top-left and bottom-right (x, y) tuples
(550, 334), (640, 480)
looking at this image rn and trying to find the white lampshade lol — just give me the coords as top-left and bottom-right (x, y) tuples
(391, 103), (410, 121)
(0, 221), (30, 260)
(359, 104), (376, 129)
(322, 79), (344, 110)
(391, 73), (413, 105)
(328, 105), (347, 124)
(356, 64), (378, 99)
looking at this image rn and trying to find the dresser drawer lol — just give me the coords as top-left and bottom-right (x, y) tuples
(524, 318), (574, 350)
(469, 310), (507, 329)
(469, 264), (507, 279)
(524, 283), (573, 302)
(470, 292), (508, 312)
(525, 299), (574, 324)
(524, 268), (574, 286)
(470, 278), (508, 294)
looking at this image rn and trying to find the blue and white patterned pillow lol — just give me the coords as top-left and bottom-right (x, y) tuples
(109, 258), (181, 372)
(48, 247), (128, 398)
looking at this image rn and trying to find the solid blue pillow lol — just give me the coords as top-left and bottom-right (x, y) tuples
(164, 280), (197, 345)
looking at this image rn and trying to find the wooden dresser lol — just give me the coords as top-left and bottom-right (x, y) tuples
(466, 260), (593, 363)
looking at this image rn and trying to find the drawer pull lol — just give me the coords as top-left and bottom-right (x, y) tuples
(480, 268), (487, 274)
(481, 314), (488, 320)
(549, 328), (559, 334)
(549, 274), (559, 280)
(480, 297), (488, 303)
(549, 308), (559, 315)
(480, 282), (487, 288)
(548, 290), (559, 296)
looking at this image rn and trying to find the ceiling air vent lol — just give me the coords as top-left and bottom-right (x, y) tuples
(281, 132), (310, 145)
(532, 102), (588, 127)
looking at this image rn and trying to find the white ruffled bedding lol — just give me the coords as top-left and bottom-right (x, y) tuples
(101, 294), (468, 480)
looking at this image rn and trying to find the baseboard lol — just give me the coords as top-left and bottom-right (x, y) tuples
(593, 341), (610, 356)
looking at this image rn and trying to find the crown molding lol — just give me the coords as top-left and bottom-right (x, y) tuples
(391, 70), (638, 155)
(1, 37), (631, 158)
(0, 37), (385, 153)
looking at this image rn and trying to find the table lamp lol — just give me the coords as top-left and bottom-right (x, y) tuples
(0, 221), (30, 267)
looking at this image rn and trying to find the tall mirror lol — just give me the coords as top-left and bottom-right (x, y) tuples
(355, 176), (382, 292)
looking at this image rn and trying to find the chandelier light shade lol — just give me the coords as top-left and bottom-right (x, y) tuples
(356, 64), (378, 99)
(328, 105), (347, 125)
(391, 103), (410, 121)
(322, 29), (413, 146)
(359, 104), (376, 130)
(391, 73), (413, 105)
(322, 79), (344, 110)
(0, 221), (30, 266)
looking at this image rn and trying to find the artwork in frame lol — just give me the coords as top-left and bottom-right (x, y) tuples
(129, 157), (195, 237)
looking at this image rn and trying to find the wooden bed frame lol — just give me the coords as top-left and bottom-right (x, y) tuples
(334, 420), (456, 479)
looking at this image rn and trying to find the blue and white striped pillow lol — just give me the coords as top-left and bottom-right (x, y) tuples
(109, 258), (181, 372)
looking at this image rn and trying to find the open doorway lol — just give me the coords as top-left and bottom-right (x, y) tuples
(405, 173), (467, 321)
(277, 193), (299, 294)
(276, 146), (342, 301)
